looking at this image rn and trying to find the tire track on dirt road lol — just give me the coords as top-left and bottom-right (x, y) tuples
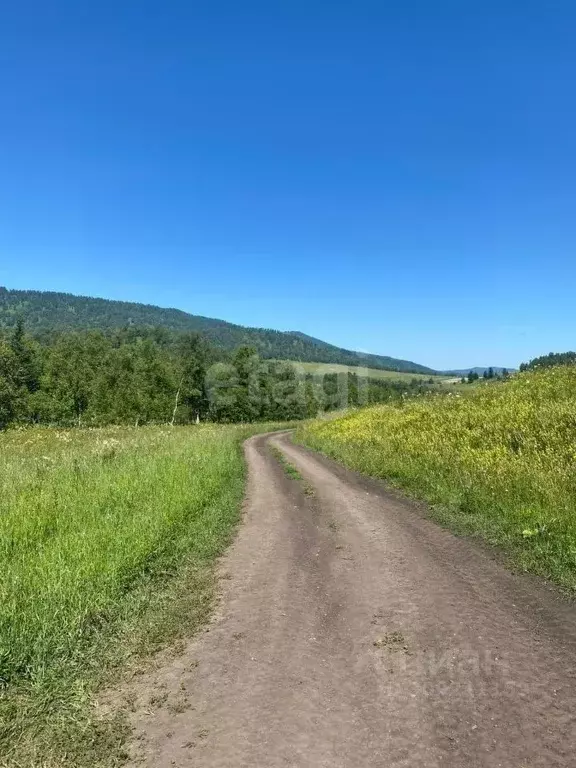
(126, 430), (576, 767)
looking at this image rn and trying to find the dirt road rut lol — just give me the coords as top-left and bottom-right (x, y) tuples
(127, 431), (576, 767)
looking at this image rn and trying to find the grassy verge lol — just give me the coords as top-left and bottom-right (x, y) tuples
(269, 445), (314, 496)
(297, 367), (576, 592)
(0, 423), (285, 767)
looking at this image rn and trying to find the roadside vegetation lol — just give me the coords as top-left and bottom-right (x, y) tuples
(270, 444), (314, 495)
(297, 366), (576, 592)
(0, 422), (285, 767)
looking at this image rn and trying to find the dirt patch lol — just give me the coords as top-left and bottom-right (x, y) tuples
(373, 631), (409, 653)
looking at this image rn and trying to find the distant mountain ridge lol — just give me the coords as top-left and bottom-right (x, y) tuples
(0, 287), (436, 374)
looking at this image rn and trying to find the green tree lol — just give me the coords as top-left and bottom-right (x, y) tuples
(267, 362), (306, 420)
(231, 346), (261, 422)
(8, 319), (40, 421)
(133, 339), (176, 423)
(38, 332), (107, 424)
(91, 341), (175, 425)
(174, 333), (210, 422)
(304, 375), (321, 417)
(0, 339), (17, 428)
(523, 351), (576, 370)
(348, 372), (359, 407)
(91, 345), (141, 424)
(206, 362), (243, 423)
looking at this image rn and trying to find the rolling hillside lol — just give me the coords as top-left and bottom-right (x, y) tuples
(442, 366), (515, 377)
(0, 287), (435, 374)
(285, 361), (451, 383)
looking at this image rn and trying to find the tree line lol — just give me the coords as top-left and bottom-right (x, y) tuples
(520, 351), (576, 371)
(462, 367), (510, 384)
(0, 321), (438, 429)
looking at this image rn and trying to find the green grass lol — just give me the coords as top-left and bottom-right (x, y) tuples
(297, 367), (576, 592)
(0, 422), (285, 767)
(276, 360), (451, 383)
(270, 444), (314, 495)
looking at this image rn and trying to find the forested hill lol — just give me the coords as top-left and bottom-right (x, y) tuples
(0, 287), (435, 374)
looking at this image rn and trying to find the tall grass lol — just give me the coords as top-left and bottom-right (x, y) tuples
(297, 367), (576, 591)
(0, 423), (281, 766)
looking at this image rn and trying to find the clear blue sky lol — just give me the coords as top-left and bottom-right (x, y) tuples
(1, 1), (575, 370)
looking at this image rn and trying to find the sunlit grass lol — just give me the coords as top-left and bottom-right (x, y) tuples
(0, 422), (284, 766)
(297, 367), (576, 591)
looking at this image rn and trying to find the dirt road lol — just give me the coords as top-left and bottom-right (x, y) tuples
(127, 431), (576, 767)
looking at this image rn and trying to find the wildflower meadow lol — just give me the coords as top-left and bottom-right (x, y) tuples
(298, 366), (576, 591)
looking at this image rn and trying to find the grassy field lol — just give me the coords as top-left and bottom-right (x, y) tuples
(278, 360), (451, 383)
(297, 367), (576, 592)
(0, 422), (284, 767)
